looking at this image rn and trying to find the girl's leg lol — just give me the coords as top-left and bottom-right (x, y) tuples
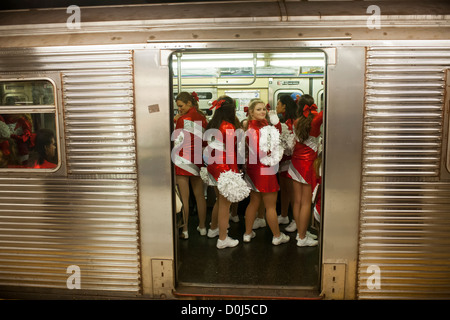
(217, 192), (232, 241)
(261, 191), (280, 238)
(230, 202), (239, 222)
(210, 187), (219, 230)
(257, 202), (265, 219)
(279, 176), (291, 218)
(190, 176), (207, 229)
(291, 179), (302, 232)
(244, 191), (261, 236)
(176, 175), (191, 235)
(297, 183), (312, 239)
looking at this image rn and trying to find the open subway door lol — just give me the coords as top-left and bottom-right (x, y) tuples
(170, 51), (326, 298)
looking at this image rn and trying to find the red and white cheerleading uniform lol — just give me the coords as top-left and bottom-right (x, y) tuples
(288, 110), (323, 185)
(312, 167), (322, 222)
(279, 118), (294, 179)
(173, 107), (208, 176)
(244, 119), (281, 193)
(206, 120), (239, 185)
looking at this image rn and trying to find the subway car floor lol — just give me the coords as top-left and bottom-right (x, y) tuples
(176, 194), (320, 297)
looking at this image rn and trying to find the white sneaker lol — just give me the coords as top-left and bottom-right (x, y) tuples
(285, 220), (297, 232)
(252, 218), (266, 230)
(243, 231), (256, 243)
(217, 236), (239, 249)
(297, 235), (318, 247)
(307, 231), (318, 240)
(180, 230), (188, 240)
(197, 226), (207, 236)
(278, 215), (289, 225)
(296, 231), (318, 240)
(207, 228), (219, 238)
(272, 232), (290, 245)
(229, 214), (240, 223)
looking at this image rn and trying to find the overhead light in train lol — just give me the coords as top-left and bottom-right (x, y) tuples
(174, 60), (264, 68)
(269, 59), (325, 67)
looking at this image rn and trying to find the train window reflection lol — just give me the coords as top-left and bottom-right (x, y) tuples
(0, 79), (59, 170)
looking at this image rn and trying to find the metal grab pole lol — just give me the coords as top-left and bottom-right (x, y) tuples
(176, 52), (182, 93)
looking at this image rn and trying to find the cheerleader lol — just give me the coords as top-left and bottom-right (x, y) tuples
(276, 95), (298, 226)
(288, 94), (323, 247)
(204, 96), (250, 249)
(173, 92), (208, 239)
(243, 99), (289, 245)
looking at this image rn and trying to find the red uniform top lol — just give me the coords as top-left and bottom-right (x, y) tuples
(33, 160), (57, 169)
(244, 119), (280, 193)
(206, 120), (239, 184)
(288, 110), (323, 185)
(292, 110), (323, 161)
(173, 107), (208, 176)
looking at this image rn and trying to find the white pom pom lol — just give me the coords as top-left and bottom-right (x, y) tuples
(259, 125), (284, 166)
(280, 123), (296, 156)
(269, 110), (280, 125)
(200, 167), (210, 185)
(217, 170), (250, 203)
(0, 120), (12, 138)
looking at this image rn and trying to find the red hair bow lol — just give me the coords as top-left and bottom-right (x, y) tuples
(210, 99), (226, 110)
(266, 103), (271, 110)
(1, 140), (10, 156)
(191, 91), (199, 102)
(243, 106), (249, 116)
(303, 104), (318, 117)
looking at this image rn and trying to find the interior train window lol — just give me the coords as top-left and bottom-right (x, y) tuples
(0, 79), (60, 171)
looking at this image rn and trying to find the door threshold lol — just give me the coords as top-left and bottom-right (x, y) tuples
(173, 282), (322, 300)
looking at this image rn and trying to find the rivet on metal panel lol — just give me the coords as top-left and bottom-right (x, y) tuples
(323, 263), (346, 299)
(151, 259), (174, 299)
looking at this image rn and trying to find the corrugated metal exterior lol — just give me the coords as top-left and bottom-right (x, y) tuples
(0, 48), (141, 294)
(358, 47), (450, 299)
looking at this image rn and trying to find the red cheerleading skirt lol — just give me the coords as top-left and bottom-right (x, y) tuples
(279, 159), (292, 179)
(288, 158), (315, 185)
(244, 166), (279, 193)
(175, 163), (202, 176)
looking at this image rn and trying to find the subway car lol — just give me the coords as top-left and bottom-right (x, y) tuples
(0, 0), (449, 300)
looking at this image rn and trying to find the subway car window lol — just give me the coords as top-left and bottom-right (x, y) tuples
(0, 80), (59, 170)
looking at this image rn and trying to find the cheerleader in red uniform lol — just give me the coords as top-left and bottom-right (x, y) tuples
(173, 92), (208, 239)
(204, 96), (249, 249)
(276, 95), (298, 226)
(288, 94), (323, 247)
(243, 99), (289, 245)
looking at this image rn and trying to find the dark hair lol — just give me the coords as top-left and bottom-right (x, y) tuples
(175, 91), (198, 107)
(294, 94), (315, 143)
(175, 91), (205, 117)
(206, 95), (236, 130)
(35, 128), (55, 165)
(279, 94), (298, 122)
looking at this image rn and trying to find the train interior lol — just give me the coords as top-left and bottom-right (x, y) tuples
(171, 51), (326, 297)
(0, 80), (59, 169)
